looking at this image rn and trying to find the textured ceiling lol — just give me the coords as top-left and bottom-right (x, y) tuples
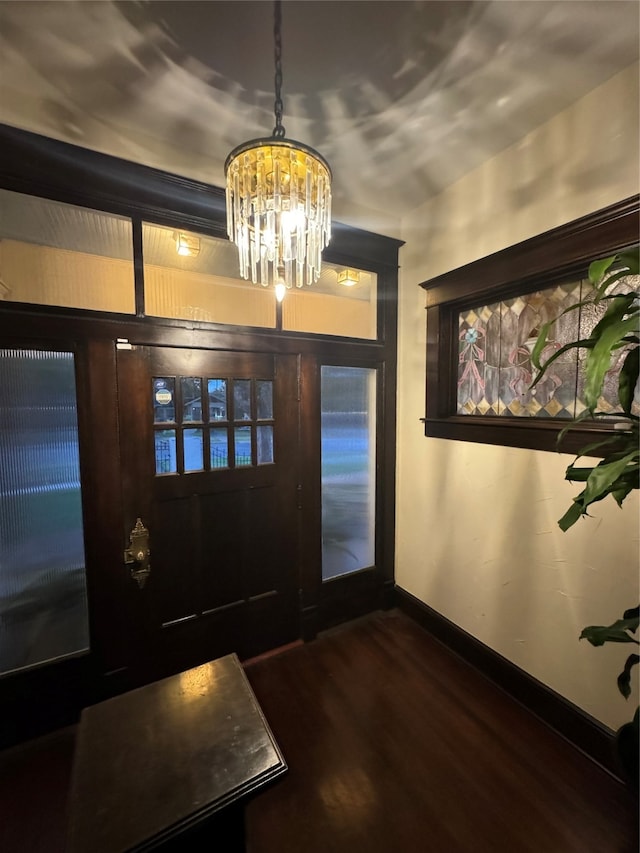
(0, 0), (638, 234)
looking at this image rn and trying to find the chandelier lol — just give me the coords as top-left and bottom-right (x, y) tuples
(225, 0), (332, 293)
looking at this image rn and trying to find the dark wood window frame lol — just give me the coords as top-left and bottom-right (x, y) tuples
(420, 196), (639, 455)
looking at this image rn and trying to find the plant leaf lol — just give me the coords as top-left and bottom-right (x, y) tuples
(590, 294), (638, 336)
(623, 606), (640, 623)
(564, 466), (593, 482)
(593, 270), (637, 299)
(558, 500), (585, 531)
(589, 249), (640, 299)
(581, 450), (640, 506)
(618, 248), (640, 276)
(532, 338), (595, 387)
(530, 319), (552, 371)
(580, 618), (640, 645)
(584, 314), (640, 410)
(589, 256), (617, 285)
(617, 654), (640, 699)
(611, 479), (637, 507)
(618, 347), (639, 416)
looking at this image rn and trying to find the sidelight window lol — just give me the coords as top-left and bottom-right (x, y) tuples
(0, 348), (89, 675)
(321, 366), (377, 580)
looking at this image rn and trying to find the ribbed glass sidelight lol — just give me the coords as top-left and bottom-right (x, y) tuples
(321, 366), (376, 580)
(0, 349), (89, 675)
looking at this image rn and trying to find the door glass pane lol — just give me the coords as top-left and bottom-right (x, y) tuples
(208, 378), (227, 421)
(257, 426), (274, 465)
(234, 426), (252, 467)
(0, 349), (89, 675)
(184, 428), (204, 472)
(233, 380), (252, 421)
(210, 428), (229, 469)
(256, 380), (273, 420)
(181, 377), (202, 422)
(321, 366), (376, 580)
(153, 377), (176, 423)
(155, 429), (177, 474)
(0, 189), (135, 313)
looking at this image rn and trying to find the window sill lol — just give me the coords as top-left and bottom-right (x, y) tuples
(421, 415), (628, 458)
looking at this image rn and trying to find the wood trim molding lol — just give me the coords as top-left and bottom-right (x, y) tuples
(0, 123), (403, 268)
(421, 196), (639, 307)
(394, 586), (624, 783)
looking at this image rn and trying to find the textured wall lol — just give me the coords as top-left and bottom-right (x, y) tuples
(396, 62), (640, 730)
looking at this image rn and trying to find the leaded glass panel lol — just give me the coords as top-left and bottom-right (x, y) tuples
(456, 276), (639, 419)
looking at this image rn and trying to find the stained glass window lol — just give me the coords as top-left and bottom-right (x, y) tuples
(456, 276), (639, 419)
(421, 201), (639, 453)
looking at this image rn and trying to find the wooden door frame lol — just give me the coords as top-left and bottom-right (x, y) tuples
(298, 353), (396, 639)
(115, 344), (302, 679)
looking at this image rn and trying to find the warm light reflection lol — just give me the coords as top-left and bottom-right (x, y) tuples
(318, 765), (378, 825)
(175, 232), (201, 257)
(178, 663), (217, 700)
(275, 282), (287, 302)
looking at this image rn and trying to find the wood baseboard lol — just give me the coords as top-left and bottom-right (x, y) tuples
(394, 586), (622, 782)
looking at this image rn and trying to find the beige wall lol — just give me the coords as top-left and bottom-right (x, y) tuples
(396, 62), (640, 731)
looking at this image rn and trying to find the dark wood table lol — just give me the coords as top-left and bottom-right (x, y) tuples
(66, 653), (286, 852)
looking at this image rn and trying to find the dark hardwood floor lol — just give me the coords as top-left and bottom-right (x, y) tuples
(0, 609), (637, 853)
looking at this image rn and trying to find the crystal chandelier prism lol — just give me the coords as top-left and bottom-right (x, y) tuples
(225, 0), (332, 291)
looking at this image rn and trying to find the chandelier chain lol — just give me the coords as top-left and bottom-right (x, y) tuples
(272, 0), (285, 138)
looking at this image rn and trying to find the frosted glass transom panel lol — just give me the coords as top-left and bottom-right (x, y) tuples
(283, 260), (377, 339)
(143, 223), (276, 328)
(0, 349), (89, 675)
(321, 366), (376, 580)
(0, 188), (134, 313)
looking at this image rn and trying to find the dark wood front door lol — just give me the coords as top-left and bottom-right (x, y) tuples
(116, 345), (300, 678)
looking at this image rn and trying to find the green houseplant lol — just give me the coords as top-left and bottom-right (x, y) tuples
(531, 247), (639, 786)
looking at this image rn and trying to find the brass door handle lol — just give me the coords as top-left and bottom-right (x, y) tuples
(124, 518), (151, 589)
